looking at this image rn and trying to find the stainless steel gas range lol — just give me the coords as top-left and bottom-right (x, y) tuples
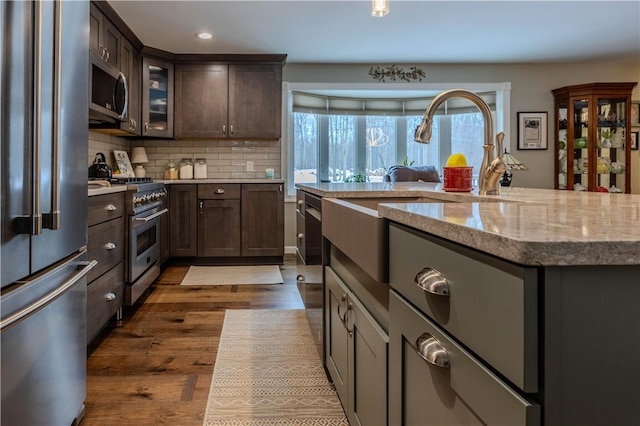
(120, 179), (168, 305)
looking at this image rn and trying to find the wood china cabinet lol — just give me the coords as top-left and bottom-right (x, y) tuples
(175, 63), (283, 139)
(552, 82), (636, 193)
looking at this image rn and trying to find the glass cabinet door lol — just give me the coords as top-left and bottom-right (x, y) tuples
(557, 104), (568, 189)
(572, 98), (589, 190)
(595, 97), (626, 193)
(142, 57), (173, 138)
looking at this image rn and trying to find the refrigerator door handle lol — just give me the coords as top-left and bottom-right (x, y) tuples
(42, 0), (62, 230)
(32, 0), (43, 235)
(0, 260), (97, 331)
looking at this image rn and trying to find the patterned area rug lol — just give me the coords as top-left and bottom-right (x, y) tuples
(180, 266), (283, 286)
(203, 309), (348, 426)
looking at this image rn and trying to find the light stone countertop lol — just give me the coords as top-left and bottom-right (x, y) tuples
(296, 182), (640, 266)
(87, 184), (127, 197)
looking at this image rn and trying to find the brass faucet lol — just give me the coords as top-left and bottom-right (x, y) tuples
(414, 89), (506, 195)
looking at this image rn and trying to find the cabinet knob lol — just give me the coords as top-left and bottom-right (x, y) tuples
(297, 200), (304, 205)
(297, 233), (304, 239)
(414, 267), (450, 296)
(215, 188), (225, 194)
(106, 204), (117, 211)
(105, 242), (117, 250)
(105, 292), (117, 301)
(415, 333), (449, 368)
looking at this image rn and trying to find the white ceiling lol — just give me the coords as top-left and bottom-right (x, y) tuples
(108, 0), (640, 64)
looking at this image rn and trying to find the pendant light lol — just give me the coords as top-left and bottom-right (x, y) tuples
(372, 0), (389, 17)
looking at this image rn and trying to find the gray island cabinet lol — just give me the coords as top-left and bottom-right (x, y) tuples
(296, 182), (640, 426)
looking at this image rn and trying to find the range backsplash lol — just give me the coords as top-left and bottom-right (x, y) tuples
(89, 131), (281, 180)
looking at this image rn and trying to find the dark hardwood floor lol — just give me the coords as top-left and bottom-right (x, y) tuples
(82, 256), (307, 425)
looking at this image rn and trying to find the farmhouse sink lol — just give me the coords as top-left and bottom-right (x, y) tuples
(322, 197), (453, 282)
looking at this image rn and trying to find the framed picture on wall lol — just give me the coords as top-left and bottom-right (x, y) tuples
(631, 102), (640, 127)
(517, 112), (548, 150)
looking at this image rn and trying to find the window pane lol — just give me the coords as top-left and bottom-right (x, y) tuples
(366, 116), (396, 182)
(328, 115), (356, 182)
(293, 112), (318, 184)
(406, 116), (439, 168)
(451, 112), (484, 180)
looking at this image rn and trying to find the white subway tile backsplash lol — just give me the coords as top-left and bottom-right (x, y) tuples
(88, 133), (280, 180)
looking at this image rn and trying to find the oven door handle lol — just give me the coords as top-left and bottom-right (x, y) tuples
(134, 208), (168, 223)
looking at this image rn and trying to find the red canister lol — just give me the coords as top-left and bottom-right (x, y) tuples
(443, 166), (473, 192)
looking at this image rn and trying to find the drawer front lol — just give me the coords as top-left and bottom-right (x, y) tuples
(389, 223), (538, 392)
(296, 210), (306, 261)
(87, 218), (125, 283)
(296, 190), (306, 216)
(197, 183), (240, 199)
(88, 192), (125, 227)
(87, 262), (124, 343)
(389, 291), (540, 426)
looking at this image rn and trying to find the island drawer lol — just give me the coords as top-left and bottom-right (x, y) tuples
(87, 217), (125, 283)
(87, 262), (124, 342)
(198, 184), (241, 199)
(88, 192), (124, 227)
(389, 223), (538, 393)
(389, 291), (540, 426)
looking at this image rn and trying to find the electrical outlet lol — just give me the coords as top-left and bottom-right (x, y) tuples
(246, 161), (254, 171)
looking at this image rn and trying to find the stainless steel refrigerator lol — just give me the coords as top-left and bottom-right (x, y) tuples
(1, 1), (95, 424)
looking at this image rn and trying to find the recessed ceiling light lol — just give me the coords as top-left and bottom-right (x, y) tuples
(196, 32), (213, 40)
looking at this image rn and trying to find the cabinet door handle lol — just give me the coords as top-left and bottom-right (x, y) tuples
(415, 267), (450, 296)
(215, 188), (225, 194)
(344, 303), (354, 337)
(106, 204), (117, 211)
(144, 122), (149, 134)
(337, 294), (347, 322)
(229, 125), (234, 135)
(199, 201), (204, 214)
(105, 292), (117, 301)
(415, 333), (449, 368)
(105, 242), (117, 250)
(132, 118), (137, 130)
(222, 124), (226, 134)
(105, 49), (110, 62)
(99, 45), (105, 59)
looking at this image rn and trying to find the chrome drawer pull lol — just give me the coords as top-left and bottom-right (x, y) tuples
(415, 267), (450, 296)
(415, 333), (449, 368)
(215, 188), (225, 194)
(105, 292), (116, 301)
(106, 204), (117, 211)
(105, 242), (116, 250)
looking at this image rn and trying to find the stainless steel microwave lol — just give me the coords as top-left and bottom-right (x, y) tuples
(89, 51), (128, 123)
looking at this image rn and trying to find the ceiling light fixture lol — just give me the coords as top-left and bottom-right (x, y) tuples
(196, 32), (213, 40)
(371, 0), (389, 17)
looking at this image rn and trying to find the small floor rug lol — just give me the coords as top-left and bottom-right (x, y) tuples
(203, 309), (348, 426)
(180, 265), (283, 286)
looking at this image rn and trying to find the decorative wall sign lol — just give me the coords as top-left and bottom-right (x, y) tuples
(369, 65), (425, 82)
(113, 150), (135, 177)
(517, 112), (548, 150)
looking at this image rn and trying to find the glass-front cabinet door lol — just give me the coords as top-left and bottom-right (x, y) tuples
(553, 83), (636, 194)
(142, 57), (174, 138)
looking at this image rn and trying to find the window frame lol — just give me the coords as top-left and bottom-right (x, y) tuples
(282, 82), (512, 198)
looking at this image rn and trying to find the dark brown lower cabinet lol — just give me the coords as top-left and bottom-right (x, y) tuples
(241, 183), (284, 257)
(197, 199), (241, 257)
(169, 183), (283, 259)
(169, 184), (197, 257)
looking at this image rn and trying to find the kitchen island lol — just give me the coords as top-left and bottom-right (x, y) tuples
(297, 181), (640, 426)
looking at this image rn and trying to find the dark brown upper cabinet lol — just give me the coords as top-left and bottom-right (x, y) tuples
(89, 3), (120, 69)
(175, 64), (282, 140)
(142, 57), (174, 138)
